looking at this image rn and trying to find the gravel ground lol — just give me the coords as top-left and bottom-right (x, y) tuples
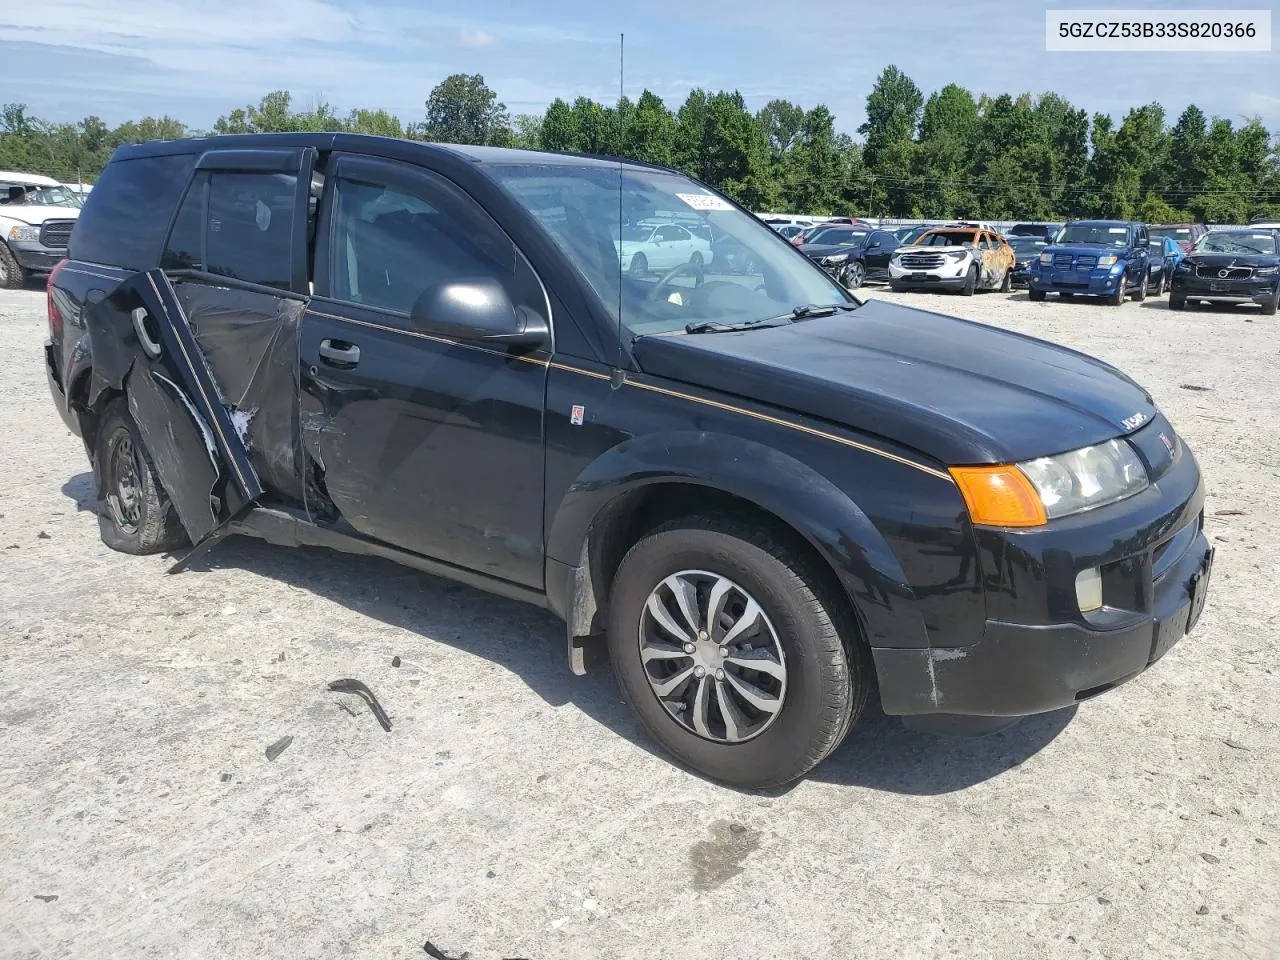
(1, 282), (1277, 960)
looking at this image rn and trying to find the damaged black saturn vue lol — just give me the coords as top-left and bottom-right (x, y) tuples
(45, 134), (1213, 788)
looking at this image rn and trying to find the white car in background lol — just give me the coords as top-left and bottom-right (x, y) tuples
(0, 171), (83, 288)
(616, 221), (713, 276)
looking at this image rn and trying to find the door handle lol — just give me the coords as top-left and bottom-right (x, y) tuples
(319, 339), (360, 366)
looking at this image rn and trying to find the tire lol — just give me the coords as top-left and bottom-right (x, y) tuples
(1029, 288), (1045, 302)
(1158, 271), (1168, 295)
(689, 251), (703, 269)
(630, 253), (647, 277)
(93, 398), (188, 555)
(1263, 291), (1278, 317)
(889, 282), (908, 293)
(1059, 292), (1074, 300)
(1132, 271), (1147, 302)
(606, 515), (872, 789)
(1106, 282), (1125, 307)
(842, 261), (865, 290)
(0, 242), (28, 290)
(960, 265), (977, 296)
(999, 269), (1011, 293)
(1169, 294), (1186, 311)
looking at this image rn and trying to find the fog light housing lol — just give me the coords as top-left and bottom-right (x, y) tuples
(1076, 567), (1103, 613)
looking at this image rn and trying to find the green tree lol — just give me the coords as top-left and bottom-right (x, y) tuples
(540, 98), (578, 152)
(859, 65), (923, 169)
(622, 91), (676, 166)
(510, 114), (543, 149)
(346, 108), (403, 138)
(421, 73), (511, 145)
(757, 99), (806, 161)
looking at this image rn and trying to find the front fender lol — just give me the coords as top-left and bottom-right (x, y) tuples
(546, 430), (930, 652)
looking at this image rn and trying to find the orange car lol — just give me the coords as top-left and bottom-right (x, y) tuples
(887, 225), (1015, 295)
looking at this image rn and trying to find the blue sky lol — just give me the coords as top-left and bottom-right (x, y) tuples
(2, 0), (1277, 134)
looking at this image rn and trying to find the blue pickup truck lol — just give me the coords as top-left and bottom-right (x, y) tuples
(1028, 220), (1151, 306)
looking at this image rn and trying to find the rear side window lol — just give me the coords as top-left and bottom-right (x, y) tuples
(161, 171), (298, 290)
(69, 153), (195, 269)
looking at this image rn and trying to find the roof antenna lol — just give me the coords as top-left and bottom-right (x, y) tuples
(615, 31), (625, 377)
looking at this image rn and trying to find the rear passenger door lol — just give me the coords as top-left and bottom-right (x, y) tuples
(299, 154), (549, 588)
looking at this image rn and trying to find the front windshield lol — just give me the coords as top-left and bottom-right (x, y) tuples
(1149, 240), (1166, 255)
(918, 230), (979, 247)
(490, 164), (848, 337)
(1008, 237), (1047, 254)
(805, 227), (867, 247)
(896, 226), (932, 243)
(0, 183), (83, 208)
(1057, 223), (1131, 247)
(1150, 227), (1191, 241)
(1195, 232), (1277, 255)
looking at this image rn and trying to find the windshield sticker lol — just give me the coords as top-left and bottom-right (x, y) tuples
(1108, 227), (1126, 234)
(676, 192), (733, 212)
(1253, 234), (1270, 240)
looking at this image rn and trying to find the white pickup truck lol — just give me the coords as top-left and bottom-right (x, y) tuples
(0, 171), (83, 288)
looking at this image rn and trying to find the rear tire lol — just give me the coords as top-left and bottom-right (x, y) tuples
(1132, 271), (1147, 301)
(606, 515), (871, 789)
(0, 242), (28, 289)
(960, 265), (977, 296)
(689, 251), (703, 269)
(93, 398), (188, 555)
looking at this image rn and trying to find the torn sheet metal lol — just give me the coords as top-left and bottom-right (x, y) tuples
(174, 282), (309, 506)
(82, 269), (263, 544)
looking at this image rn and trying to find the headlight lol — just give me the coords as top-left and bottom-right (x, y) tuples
(945, 250), (968, 260)
(1256, 265), (1278, 276)
(1175, 260), (1192, 272)
(950, 438), (1149, 527)
(822, 253), (849, 264)
(1038, 252), (1052, 265)
(8, 225), (40, 242)
(1017, 439), (1149, 519)
(1097, 255), (1119, 267)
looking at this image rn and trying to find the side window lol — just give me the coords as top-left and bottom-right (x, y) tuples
(161, 171), (297, 290)
(328, 169), (542, 325)
(70, 153), (196, 269)
(206, 173), (297, 288)
(656, 225), (681, 242)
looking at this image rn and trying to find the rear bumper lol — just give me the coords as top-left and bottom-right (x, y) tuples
(45, 341), (81, 436)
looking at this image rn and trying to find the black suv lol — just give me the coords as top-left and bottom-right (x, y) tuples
(45, 134), (1213, 788)
(1169, 228), (1280, 315)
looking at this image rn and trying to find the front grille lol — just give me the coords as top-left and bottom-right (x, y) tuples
(1196, 265), (1252, 280)
(1053, 253), (1074, 269)
(39, 219), (75, 249)
(1076, 255), (1097, 269)
(899, 252), (945, 269)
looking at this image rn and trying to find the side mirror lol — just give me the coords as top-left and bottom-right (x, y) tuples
(869, 240), (881, 248)
(409, 277), (548, 348)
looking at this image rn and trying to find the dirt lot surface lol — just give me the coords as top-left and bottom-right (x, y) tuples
(1, 283), (1277, 959)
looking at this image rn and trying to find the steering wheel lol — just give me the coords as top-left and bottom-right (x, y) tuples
(644, 261), (705, 303)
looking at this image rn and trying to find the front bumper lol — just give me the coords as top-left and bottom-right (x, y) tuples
(1029, 266), (1126, 295)
(1171, 273), (1278, 305)
(9, 239), (67, 273)
(875, 421), (1212, 717)
(888, 262), (971, 289)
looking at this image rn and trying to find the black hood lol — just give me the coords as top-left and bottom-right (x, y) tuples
(632, 299), (1156, 466)
(797, 243), (862, 259)
(1182, 251), (1280, 268)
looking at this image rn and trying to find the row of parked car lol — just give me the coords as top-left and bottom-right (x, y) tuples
(766, 215), (1280, 317)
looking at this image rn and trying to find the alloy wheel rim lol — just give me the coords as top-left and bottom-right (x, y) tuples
(107, 430), (142, 534)
(637, 569), (787, 743)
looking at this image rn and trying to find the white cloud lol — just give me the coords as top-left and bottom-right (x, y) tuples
(459, 28), (496, 48)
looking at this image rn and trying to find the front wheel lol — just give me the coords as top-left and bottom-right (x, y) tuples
(93, 398), (188, 555)
(1106, 282), (1125, 306)
(629, 253), (648, 277)
(607, 516), (871, 789)
(0, 243), (28, 289)
(1169, 293), (1186, 311)
(1029, 288), (1046, 302)
(842, 260), (865, 290)
(960, 265), (978, 296)
(1262, 288), (1278, 317)
(999, 269), (1011, 293)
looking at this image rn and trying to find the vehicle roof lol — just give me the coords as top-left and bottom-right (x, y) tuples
(111, 133), (669, 174)
(1149, 223), (1199, 228)
(1066, 219), (1140, 227)
(0, 170), (62, 186)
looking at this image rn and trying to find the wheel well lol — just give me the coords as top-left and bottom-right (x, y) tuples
(586, 482), (853, 632)
(69, 367), (120, 456)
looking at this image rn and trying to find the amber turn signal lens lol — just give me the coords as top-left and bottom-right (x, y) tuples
(949, 465), (1047, 527)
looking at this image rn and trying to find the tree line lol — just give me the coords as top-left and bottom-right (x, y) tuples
(3, 66), (1278, 223)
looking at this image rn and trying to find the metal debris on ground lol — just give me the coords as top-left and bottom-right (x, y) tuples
(328, 678), (392, 732)
(264, 735), (294, 761)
